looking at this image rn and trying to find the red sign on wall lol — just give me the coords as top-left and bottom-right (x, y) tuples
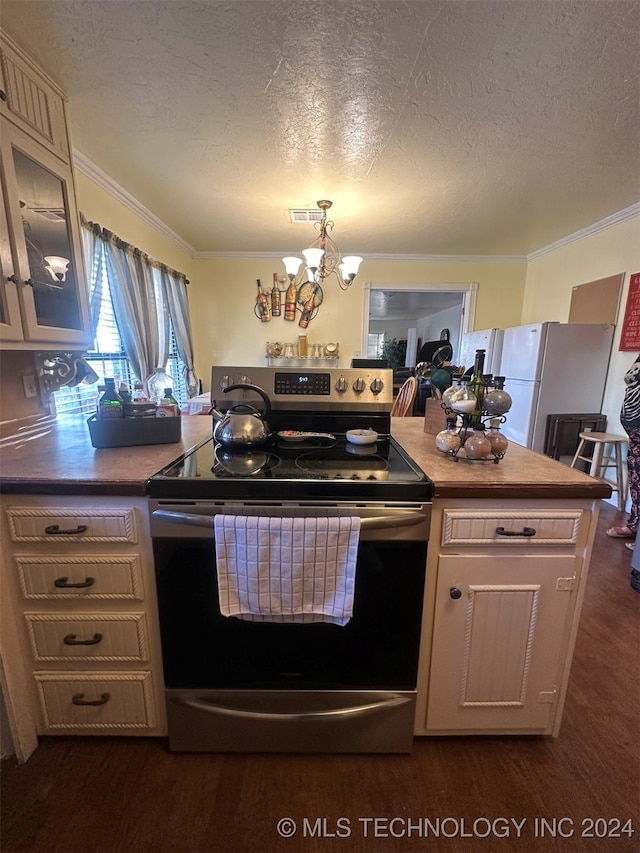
(619, 272), (640, 351)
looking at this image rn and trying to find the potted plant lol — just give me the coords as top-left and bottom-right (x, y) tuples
(380, 337), (406, 370)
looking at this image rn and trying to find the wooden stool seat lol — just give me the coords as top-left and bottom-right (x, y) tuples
(570, 431), (628, 511)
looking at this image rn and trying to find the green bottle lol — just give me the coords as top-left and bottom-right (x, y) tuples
(468, 349), (486, 427)
(98, 378), (123, 419)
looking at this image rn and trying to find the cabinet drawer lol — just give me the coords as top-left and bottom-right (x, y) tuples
(6, 507), (137, 543)
(25, 613), (148, 662)
(34, 672), (156, 730)
(442, 509), (583, 546)
(14, 555), (144, 600)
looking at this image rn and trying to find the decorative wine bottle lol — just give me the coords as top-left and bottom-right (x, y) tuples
(270, 273), (281, 316)
(256, 279), (271, 322)
(284, 280), (297, 321)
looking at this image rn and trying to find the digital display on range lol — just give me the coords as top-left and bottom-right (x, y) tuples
(274, 372), (331, 395)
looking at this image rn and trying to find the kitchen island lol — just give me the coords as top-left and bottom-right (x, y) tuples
(0, 414), (611, 760)
(0, 414), (611, 499)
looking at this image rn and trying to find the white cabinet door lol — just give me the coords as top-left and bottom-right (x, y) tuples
(427, 553), (576, 733)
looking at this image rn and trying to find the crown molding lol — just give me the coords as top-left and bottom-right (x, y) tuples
(192, 251), (527, 263)
(72, 149), (196, 256)
(527, 202), (640, 261)
(73, 150), (638, 265)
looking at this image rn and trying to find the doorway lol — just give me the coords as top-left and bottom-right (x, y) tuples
(361, 281), (477, 367)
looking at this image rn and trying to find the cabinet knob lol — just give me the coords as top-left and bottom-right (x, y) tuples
(6, 275), (19, 284)
(0, 90), (7, 102)
(449, 587), (462, 600)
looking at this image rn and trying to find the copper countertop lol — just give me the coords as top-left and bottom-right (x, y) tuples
(0, 414), (611, 500)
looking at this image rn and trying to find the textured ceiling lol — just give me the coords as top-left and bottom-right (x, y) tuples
(1, 0), (638, 257)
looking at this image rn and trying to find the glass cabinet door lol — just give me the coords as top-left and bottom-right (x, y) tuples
(0, 120), (91, 347)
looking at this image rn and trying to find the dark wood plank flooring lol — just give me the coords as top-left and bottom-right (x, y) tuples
(1, 501), (638, 853)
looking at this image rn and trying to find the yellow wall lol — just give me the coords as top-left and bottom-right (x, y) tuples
(75, 173), (196, 281)
(188, 258), (526, 386)
(523, 215), (640, 435)
(76, 171), (528, 389)
(76, 168), (638, 434)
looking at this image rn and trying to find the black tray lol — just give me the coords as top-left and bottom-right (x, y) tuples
(87, 414), (182, 448)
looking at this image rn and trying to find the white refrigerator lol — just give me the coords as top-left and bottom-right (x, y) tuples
(457, 327), (504, 374)
(498, 322), (614, 453)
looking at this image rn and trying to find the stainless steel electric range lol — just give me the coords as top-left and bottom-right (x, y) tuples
(147, 365), (433, 753)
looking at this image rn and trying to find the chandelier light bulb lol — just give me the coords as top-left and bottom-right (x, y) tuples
(339, 256), (363, 282)
(282, 256), (302, 278)
(302, 247), (324, 271)
(44, 256), (70, 282)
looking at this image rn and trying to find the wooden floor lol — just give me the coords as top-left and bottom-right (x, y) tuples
(1, 501), (638, 853)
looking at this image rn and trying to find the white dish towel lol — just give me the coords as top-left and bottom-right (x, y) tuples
(214, 515), (361, 625)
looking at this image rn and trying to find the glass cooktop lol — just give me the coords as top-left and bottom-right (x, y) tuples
(146, 434), (433, 502)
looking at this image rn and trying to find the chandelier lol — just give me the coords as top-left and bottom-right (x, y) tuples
(282, 200), (363, 291)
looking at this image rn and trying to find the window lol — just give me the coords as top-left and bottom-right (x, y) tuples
(367, 332), (385, 359)
(52, 261), (188, 416)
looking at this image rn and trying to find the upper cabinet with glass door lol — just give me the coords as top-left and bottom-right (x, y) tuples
(0, 30), (91, 350)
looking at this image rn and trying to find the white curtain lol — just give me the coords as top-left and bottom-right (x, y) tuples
(80, 218), (197, 392)
(156, 266), (200, 396)
(101, 230), (168, 386)
(79, 214), (103, 339)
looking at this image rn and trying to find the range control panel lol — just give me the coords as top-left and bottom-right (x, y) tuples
(211, 365), (394, 410)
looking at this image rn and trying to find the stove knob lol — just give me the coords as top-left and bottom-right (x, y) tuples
(220, 375), (231, 389)
(352, 377), (366, 394)
(370, 378), (384, 395)
(335, 376), (348, 393)
(240, 374), (251, 385)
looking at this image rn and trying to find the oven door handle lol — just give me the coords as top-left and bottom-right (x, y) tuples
(172, 694), (411, 721)
(152, 509), (425, 531)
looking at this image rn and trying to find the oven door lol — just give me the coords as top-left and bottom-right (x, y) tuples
(149, 500), (430, 752)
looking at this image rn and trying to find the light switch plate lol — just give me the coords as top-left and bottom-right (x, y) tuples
(22, 374), (38, 398)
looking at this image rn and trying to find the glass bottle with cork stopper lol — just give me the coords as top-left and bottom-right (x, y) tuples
(435, 416), (462, 455)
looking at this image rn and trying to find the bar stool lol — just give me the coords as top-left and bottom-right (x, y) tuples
(570, 431), (628, 511)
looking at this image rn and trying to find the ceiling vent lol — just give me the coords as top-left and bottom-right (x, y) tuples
(289, 208), (324, 224)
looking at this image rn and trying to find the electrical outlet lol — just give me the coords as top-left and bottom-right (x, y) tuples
(22, 374), (38, 398)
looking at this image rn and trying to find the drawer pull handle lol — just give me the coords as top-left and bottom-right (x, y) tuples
(45, 524), (88, 536)
(72, 692), (110, 706)
(495, 526), (536, 537)
(63, 633), (103, 646)
(54, 576), (95, 589)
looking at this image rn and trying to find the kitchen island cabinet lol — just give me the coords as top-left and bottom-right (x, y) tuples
(413, 498), (599, 737)
(1, 495), (165, 762)
(390, 420), (609, 738)
(0, 415), (610, 759)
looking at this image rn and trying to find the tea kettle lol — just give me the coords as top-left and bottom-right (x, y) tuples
(209, 384), (272, 449)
